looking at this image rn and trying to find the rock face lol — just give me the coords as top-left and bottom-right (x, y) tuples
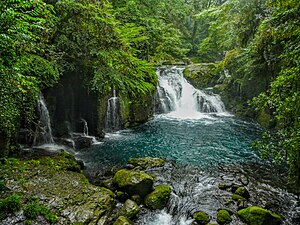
(237, 206), (282, 225)
(0, 151), (116, 225)
(144, 185), (172, 210)
(113, 169), (154, 197)
(193, 211), (210, 225)
(117, 199), (139, 219)
(128, 157), (165, 169)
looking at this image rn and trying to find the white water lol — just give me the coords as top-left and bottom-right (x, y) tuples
(156, 67), (227, 119)
(105, 90), (121, 132)
(81, 118), (89, 136)
(33, 93), (54, 145)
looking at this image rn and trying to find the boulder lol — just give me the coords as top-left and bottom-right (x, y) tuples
(237, 206), (282, 225)
(128, 157), (165, 169)
(235, 186), (250, 199)
(113, 216), (134, 225)
(193, 211), (210, 225)
(217, 209), (232, 225)
(232, 194), (246, 202)
(73, 136), (94, 149)
(116, 199), (139, 219)
(113, 169), (154, 197)
(144, 185), (171, 210)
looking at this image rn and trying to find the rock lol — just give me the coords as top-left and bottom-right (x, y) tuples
(231, 184), (241, 193)
(193, 211), (210, 225)
(113, 169), (154, 197)
(238, 175), (249, 186)
(101, 178), (116, 192)
(218, 183), (231, 190)
(224, 200), (234, 206)
(116, 199), (139, 219)
(116, 191), (129, 203)
(235, 186), (250, 199)
(113, 216), (134, 225)
(217, 209), (232, 225)
(237, 206), (282, 225)
(144, 185), (171, 210)
(127, 157), (165, 169)
(131, 195), (142, 205)
(73, 135), (94, 149)
(232, 194), (246, 202)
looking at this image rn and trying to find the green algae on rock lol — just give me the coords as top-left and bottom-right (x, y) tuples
(193, 211), (210, 225)
(116, 199), (139, 219)
(113, 215), (134, 225)
(113, 169), (154, 197)
(144, 185), (171, 210)
(235, 186), (250, 199)
(127, 157), (165, 169)
(217, 209), (232, 225)
(237, 206), (282, 225)
(232, 194), (246, 202)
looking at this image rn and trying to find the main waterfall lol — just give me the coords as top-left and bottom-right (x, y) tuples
(156, 67), (226, 118)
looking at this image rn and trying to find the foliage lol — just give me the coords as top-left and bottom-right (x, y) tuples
(0, 194), (22, 214)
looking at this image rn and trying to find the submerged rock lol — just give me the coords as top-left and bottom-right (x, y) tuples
(144, 185), (171, 210)
(127, 157), (165, 169)
(237, 206), (282, 225)
(116, 199), (139, 219)
(113, 216), (134, 225)
(193, 211), (210, 225)
(113, 169), (154, 197)
(217, 209), (232, 225)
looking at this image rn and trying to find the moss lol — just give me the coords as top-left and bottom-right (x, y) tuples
(217, 209), (232, 225)
(0, 194), (22, 213)
(113, 216), (134, 225)
(128, 157), (165, 169)
(232, 194), (246, 201)
(193, 211), (210, 225)
(237, 206), (282, 225)
(114, 169), (154, 197)
(116, 199), (139, 219)
(235, 186), (250, 199)
(24, 200), (58, 223)
(144, 185), (171, 210)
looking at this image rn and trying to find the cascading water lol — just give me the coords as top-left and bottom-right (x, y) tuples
(156, 67), (226, 118)
(105, 90), (121, 132)
(33, 93), (54, 145)
(81, 118), (89, 136)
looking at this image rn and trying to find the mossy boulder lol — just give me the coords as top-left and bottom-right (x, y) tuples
(237, 206), (282, 225)
(232, 194), (246, 202)
(144, 185), (171, 210)
(117, 199), (139, 219)
(193, 211), (210, 224)
(113, 216), (134, 225)
(113, 169), (154, 197)
(217, 209), (232, 225)
(128, 157), (165, 169)
(235, 186), (250, 199)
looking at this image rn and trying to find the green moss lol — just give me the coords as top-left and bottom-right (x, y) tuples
(114, 169), (154, 197)
(193, 211), (210, 224)
(232, 194), (246, 201)
(0, 194), (22, 213)
(144, 185), (171, 210)
(237, 206), (282, 225)
(24, 200), (58, 224)
(113, 216), (134, 225)
(217, 209), (232, 225)
(117, 199), (139, 219)
(235, 186), (250, 199)
(128, 157), (165, 169)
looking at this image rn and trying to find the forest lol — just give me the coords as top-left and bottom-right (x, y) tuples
(0, 0), (299, 224)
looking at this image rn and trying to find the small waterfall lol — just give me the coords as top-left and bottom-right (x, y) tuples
(156, 67), (225, 118)
(105, 90), (121, 132)
(81, 119), (89, 136)
(33, 93), (54, 145)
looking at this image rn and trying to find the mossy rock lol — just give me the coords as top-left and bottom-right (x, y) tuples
(237, 206), (282, 225)
(217, 209), (232, 225)
(235, 186), (250, 199)
(128, 157), (165, 169)
(193, 211), (210, 225)
(113, 216), (134, 225)
(232, 194), (246, 202)
(117, 199), (139, 219)
(144, 185), (171, 210)
(113, 169), (154, 197)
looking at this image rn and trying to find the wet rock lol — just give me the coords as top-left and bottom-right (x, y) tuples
(238, 175), (249, 186)
(217, 209), (232, 225)
(235, 186), (250, 199)
(116, 191), (129, 203)
(116, 199), (139, 219)
(231, 183), (241, 193)
(144, 185), (171, 210)
(237, 206), (282, 225)
(127, 157), (165, 169)
(73, 136), (94, 149)
(232, 194), (246, 202)
(100, 178), (116, 192)
(218, 183), (231, 190)
(113, 215), (134, 225)
(224, 200), (234, 206)
(131, 195), (142, 205)
(193, 211), (210, 225)
(113, 169), (154, 198)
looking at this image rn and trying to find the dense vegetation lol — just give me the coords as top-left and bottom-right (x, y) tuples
(0, 0), (299, 189)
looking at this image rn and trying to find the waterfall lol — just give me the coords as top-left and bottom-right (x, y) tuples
(33, 93), (54, 145)
(105, 90), (121, 132)
(156, 67), (225, 118)
(81, 119), (89, 136)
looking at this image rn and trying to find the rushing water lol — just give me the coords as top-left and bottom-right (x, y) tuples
(79, 67), (299, 224)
